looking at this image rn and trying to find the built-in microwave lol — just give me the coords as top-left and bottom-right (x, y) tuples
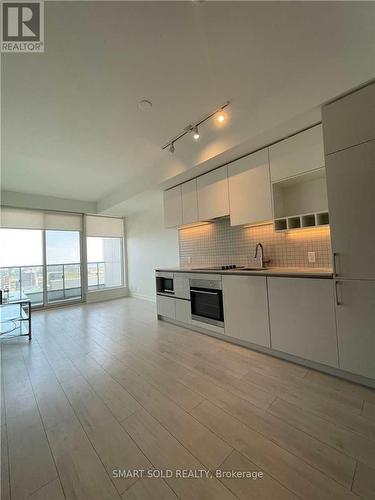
(190, 278), (224, 328)
(156, 272), (175, 296)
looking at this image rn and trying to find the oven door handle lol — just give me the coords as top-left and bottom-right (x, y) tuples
(190, 288), (219, 295)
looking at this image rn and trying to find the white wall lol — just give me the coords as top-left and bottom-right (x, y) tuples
(126, 192), (179, 302)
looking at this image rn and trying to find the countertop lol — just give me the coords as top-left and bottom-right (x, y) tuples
(156, 267), (334, 278)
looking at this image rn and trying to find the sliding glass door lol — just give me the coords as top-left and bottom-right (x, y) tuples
(45, 230), (82, 304)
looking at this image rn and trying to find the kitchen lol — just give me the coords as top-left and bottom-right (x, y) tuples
(156, 83), (375, 388)
(2, 2), (375, 499)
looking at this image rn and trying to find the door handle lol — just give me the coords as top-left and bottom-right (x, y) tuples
(333, 252), (340, 277)
(335, 280), (342, 306)
(190, 289), (219, 296)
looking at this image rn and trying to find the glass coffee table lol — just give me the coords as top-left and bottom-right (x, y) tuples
(0, 292), (32, 340)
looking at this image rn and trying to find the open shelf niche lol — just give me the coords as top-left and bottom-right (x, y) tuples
(274, 211), (329, 232)
(272, 167), (329, 231)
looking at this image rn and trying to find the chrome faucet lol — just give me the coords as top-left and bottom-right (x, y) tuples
(254, 242), (265, 268)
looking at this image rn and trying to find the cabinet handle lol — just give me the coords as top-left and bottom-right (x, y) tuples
(190, 289), (219, 296)
(335, 281), (342, 306)
(333, 252), (340, 277)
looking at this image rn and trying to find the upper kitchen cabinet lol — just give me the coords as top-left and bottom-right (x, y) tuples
(322, 83), (375, 155)
(269, 124), (324, 182)
(272, 167), (329, 231)
(164, 185), (182, 228)
(197, 166), (230, 221)
(228, 148), (273, 226)
(325, 139), (375, 280)
(181, 179), (198, 225)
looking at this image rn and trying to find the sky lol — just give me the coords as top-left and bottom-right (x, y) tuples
(0, 229), (103, 267)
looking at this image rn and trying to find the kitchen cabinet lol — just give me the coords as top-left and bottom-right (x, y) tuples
(197, 166), (229, 221)
(322, 83), (375, 155)
(325, 139), (375, 280)
(181, 179), (198, 225)
(223, 275), (270, 347)
(228, 149), (273, 226)
(268, 277), (338, 367)
(335, 279), (375, 380)
(156, 295), (175, 320)
(175, 298), (191, 324)
(269, 124), (324, 182)
(164, 185), (182, 228)
(173, 274), (190, 300)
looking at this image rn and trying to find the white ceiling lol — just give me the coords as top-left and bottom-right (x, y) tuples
(2, 1), (375, 214)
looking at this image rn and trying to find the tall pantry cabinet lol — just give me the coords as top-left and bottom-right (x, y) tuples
(322, 83), (375, 380)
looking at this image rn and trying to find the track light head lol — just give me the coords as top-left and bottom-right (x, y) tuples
(217, 111), (225, 123)
(169, 143), (175, 153)
(193, 126), (200, 140)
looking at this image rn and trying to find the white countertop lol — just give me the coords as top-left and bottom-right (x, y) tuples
(156, 267), (334, 278)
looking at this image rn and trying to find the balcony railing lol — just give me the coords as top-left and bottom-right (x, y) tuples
(0, 261), (105, 306)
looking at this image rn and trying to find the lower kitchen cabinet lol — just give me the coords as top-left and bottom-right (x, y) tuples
(267, 277), (338, 367)
(223, 275), (270, 347)
(156, 295), (175, 320)
(335, 279), (375, 380)
(175, 298), (191, 324)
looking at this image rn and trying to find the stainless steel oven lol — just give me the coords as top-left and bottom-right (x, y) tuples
(156, 272), (174, 296)
(190, 278), (224, 328)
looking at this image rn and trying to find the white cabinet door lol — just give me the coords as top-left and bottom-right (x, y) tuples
(228, 149), (273, 226)
(181, 179), (198, 225)
(197, 166), (229, 221)
(173, 274), (190, 300)
(326, 140), (375, 280)
(269, 124), (324, 182)
(156, 295), (175, 319)
(175, 298), (191, 324)
(164, 186), (182, 228)
(268, 277), (338, 367)
(335, 279), (375, 380)
(323, 83), (375, 155)
(223, 275), (270, 347)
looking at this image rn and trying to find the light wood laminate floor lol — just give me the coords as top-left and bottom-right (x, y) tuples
(1, 297), (375, 500)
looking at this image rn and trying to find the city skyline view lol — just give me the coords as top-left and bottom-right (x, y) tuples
(0, 229), (104, 267)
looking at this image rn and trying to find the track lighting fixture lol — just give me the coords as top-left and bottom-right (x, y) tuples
(162, 100), (230, 153)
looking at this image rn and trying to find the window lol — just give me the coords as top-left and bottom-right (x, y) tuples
(0, 210), (125, 306)
(0, 208), (83, 307)
(87, 237), (123, 290)
(0, 228), (44, 305)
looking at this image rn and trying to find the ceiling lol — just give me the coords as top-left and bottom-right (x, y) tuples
(2, 1), (375, 214)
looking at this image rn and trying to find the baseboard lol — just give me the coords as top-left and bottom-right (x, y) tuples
(130, 292), (156, 303)
(86, 287), (129, 303)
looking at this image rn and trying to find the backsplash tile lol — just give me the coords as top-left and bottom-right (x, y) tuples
(179, 217), (332, 269)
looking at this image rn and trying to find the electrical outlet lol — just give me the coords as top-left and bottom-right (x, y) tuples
(308, 251), (316, 263)
(188, 256), (192, 264)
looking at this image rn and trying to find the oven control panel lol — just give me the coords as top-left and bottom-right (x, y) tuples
(189, 279), (222, 290)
